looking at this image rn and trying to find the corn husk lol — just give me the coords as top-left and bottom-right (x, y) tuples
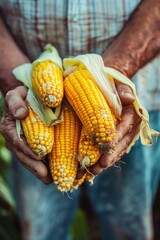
(13, 63), (63, 125)
(104, 67), (160, 152)
(63, 54), (122, 119)
(32, 43), (63, 70)
(13, 46), (64, 139)
(63, 54), (159, 152)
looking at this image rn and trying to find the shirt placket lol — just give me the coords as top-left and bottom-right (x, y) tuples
(67, 0), (83, 56)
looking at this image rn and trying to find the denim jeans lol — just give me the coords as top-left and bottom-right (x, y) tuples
(11, 111), (160, 240)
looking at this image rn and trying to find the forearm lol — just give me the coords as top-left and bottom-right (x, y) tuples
(103, 0), (160, 78)
(0, 17), (29, 95)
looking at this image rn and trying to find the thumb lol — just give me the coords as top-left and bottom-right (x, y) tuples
(115, 82), (135, 105)
(5, 86), (28, 119)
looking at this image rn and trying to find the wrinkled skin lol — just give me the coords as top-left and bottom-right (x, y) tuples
(0, 84), (141, 183)
(0, 86), (52, 184)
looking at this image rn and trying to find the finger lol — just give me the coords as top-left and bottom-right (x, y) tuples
(78, 107), (141, 177)
(89, 123), (140, 175)
(5, 131), (41, 161)
(41, 157), (53, 184)
(41, 174), (53, 184)
(5, 86), (28, 119)
(115, 105), (141, 143)
(29, 164), (53, 184)
(115, 82), (135, 105)
(14, 150), (52, 183)
(100, 123), (140, 167)
(0, 106), (41, 161)
(16, 152), (48, 178)
(76, 168), (86, 179)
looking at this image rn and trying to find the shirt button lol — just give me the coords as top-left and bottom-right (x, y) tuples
(72, 16), (78, 22)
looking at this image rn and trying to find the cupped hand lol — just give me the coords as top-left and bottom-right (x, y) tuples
(77, 82), (141, 178)
(0, 86), (52, 184)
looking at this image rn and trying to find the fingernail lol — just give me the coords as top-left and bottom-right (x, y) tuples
(15, 107), (26, 117)
(123, 92), (135, 100)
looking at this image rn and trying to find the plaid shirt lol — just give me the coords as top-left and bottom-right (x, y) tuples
(0, 0), (160, 111)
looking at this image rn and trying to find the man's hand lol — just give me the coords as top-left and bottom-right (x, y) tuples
(77, 82), (141, 178)
(0, 86), (52, 184)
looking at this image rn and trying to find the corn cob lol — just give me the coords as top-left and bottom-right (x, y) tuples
(72, 172), (95, 191)
(21, 106), (54, 157)
(48, 103), (82, 192)
(78, 127), (101, 167)
(32, 60), (64, 107)
(64, 68), (118, 154)
(72, 173), (87, 190)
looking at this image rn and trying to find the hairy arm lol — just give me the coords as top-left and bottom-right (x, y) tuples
(103, 0), (160, 77)
(0, 17), (29, 94)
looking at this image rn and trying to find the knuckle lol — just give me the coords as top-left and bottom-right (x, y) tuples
(5, 89), (14, 100)
(125, 137), (131, 147)
(5, 90), (16, 107)
(128, 123), (134, 133)
(123, 105), (134, 114)
(13, 136), (20, 146)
